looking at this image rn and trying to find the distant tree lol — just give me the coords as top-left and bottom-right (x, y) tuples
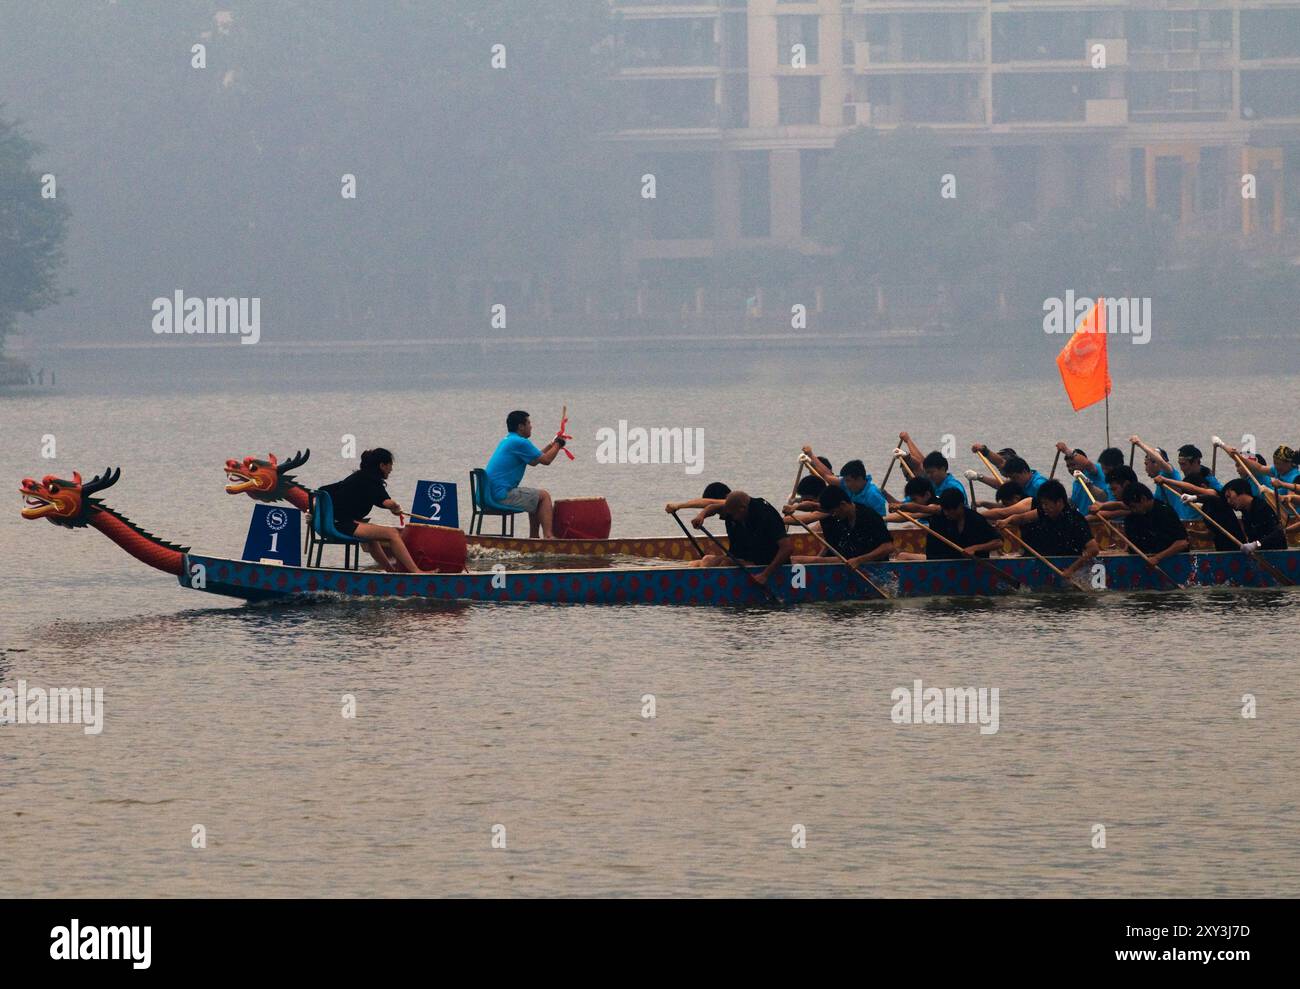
(0, 110), (69, 346)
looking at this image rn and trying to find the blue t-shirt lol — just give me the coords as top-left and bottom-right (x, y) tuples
(486, 433), (543, 500)
(1269, 465), (1300, 484)
(1152, 467), (1199, 520)
(1021, 470), (1048, 498)
(1070, 465), (1111, 514)
(933, 473), (968, 506)
(842, 476), (888, 517)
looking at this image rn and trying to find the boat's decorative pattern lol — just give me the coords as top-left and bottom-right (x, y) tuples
(182, 549), (1300, 606)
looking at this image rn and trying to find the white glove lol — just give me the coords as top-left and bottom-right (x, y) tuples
(1179, 493), (1196, 504)
(1241, 540), (1261, 553)
(892, 448), (906, 458)
(963, 469), (979, 480)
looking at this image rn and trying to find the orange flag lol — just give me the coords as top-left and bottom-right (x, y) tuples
(1055, 298), (1111, 411)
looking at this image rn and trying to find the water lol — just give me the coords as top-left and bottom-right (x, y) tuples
(2, 347), (1298, 896)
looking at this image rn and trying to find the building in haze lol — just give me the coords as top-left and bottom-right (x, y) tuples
(612, 0), (1300, 291)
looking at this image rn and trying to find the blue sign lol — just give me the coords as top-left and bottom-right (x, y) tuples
(410, 480), (458, 529)
(241, 504), (302, 566)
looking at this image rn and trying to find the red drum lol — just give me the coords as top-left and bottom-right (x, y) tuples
(399, 523), (467, 573)
(552, 497), (612, 540)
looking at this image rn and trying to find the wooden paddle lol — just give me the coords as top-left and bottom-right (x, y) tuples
(789, 459), (806, 503)
(785, 512), (890, 600)
(893, 508), (1022, 590)
(697, 524), (783, 605)
(894, 448), (916, 480)
(879, 450), (898, 490)
(975, 449), (1005, 485)
(669, 509), (705, 559)
(999, 522), (1085, 592)
(1180, 496), (1293, 587)
(1049, 448), (1062, 479)
(1073, 470), (1180, 589)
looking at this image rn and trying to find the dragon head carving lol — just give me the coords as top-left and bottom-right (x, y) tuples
(224, 449), (310, 502)
(20, 468), (121, 528)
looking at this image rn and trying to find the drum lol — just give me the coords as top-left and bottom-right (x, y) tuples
(399, 523), (467, 572)
(552, 497), (612, 540)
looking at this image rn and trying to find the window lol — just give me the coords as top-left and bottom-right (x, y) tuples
(778, 76), (821, 124)
(777, 15), (819, 66)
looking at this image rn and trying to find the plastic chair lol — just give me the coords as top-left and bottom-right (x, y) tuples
(469, 468), (524, 536)
(309, 489), (364, 570)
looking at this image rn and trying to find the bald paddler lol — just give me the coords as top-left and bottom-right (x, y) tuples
(691, 491), (794, 585)
(485, 410), (568, 538)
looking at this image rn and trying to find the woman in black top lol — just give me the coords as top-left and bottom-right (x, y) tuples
(318, 448), (426, 572)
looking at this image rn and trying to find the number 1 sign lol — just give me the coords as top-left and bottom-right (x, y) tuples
(241, 504), (302, 566)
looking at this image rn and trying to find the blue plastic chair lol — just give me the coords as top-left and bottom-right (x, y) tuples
(309, 489), (364, 570)
(469, 468), (524, 536)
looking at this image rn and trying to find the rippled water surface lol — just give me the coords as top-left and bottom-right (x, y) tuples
(2, 348), (1298, 896)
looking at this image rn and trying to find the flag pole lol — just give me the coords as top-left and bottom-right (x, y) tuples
(1105, 394), (1110, 449)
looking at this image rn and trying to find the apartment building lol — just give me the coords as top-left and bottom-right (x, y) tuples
(612, 0), (1300, 282)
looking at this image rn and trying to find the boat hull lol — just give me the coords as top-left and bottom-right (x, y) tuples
(178, 549), (1300, 606)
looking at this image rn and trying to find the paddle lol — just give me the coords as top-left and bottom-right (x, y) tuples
(669, 509), (705, 559)
(1128, 441), (1136, 467)
(789, 457), (808, 503)
(1179, 496), (1293, 587)
(893, 508), (1022, 590)
(893, 448), (916, 480)
(784, 512), (890, 600)
(975, 449), (1005, 485)
(696, 524), (783, 605)
(1073, 470), (1180, 589)
(1049, 448), (1062, 479)
(999, 522), (1085, 592)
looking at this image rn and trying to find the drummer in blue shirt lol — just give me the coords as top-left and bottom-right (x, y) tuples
(485, 410), (568, 538)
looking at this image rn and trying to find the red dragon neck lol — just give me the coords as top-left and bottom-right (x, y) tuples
(89, 505), (189, 576)
(285, 482), (311, 512)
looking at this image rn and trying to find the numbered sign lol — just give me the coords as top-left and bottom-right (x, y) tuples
(410, 480), (459, 529)
(241, 504), (302, 566)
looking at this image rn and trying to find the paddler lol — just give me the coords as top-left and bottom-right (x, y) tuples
(898, 432), (968, 505)
(923, 488), (1002, 559)
(1131, 434), (1198, 521)
(1119, 483), (1189, 562)
(1219, 478), (1288, 552)
(485, 410), (569, 538)
(789, 486), (893, 566)
(797, 446), (888, 516)
(690, 490), (794, 585)
(1007, 479), (1099, 578)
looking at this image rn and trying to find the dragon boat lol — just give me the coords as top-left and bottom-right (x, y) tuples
(22, 466), (1300, 607)
(222, 447), (1237, 559)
